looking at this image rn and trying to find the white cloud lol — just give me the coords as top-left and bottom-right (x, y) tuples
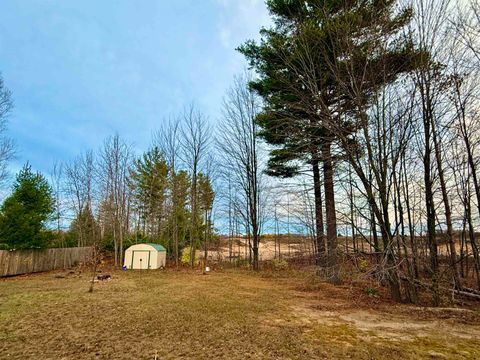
(214, 0), (271, 81)
(216, 0), (271, 50)
(219, 27), (232, 48)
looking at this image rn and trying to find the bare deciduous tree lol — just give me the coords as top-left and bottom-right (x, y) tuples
(97, 135), (132, 266)
(180, 105), (210, 267)
(217, 73), (266, 270)
(154, 117), (182, 266)
(0, 74), (15, 187)
(65, 151), (96, 247)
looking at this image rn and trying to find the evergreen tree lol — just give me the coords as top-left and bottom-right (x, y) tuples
(198, 172), (214, 235)
(239, 0), (421, 286)
(238, 0), (350, 277)
(0, 164), (55, 249)
(130, 147), (169, 239)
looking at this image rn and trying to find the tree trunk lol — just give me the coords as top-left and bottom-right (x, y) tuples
(322, 142), (340, 284)
(466, 187), (480, 289)
(432, 118), (461, 289)
(311, 153), (325, 265)
(423, 100), (440, 306)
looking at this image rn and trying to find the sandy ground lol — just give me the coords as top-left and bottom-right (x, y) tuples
(208, 237), (475, 261)
(206, 239), (311, 262)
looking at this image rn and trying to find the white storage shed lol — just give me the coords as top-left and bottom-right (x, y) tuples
(124, 243), (166, 270)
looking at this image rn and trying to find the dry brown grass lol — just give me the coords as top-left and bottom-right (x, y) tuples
(1, 268), (479, 359)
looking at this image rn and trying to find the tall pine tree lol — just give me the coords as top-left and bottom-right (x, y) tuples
(239, 0), (422, 288)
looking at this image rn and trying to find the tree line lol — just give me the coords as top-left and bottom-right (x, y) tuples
(0, 68), (261, 272)
(63, 107), (216, 267)
(0, 89), (215, 268)
(237, 0), (480, 303)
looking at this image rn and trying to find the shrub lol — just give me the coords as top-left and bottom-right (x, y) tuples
(364, 287), (379, 298)
(358, 257), (369, 271)
(235, 258), (250, 268)
(271, 258), (288, 271)
(181, 247), (199, 266)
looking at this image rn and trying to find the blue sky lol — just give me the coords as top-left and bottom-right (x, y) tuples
(0, 0), (270, 176)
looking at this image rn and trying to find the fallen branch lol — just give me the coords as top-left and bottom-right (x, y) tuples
(454, 289), (480, 300)
(457, 286), (480, 296)
(400, 276), (480, 301)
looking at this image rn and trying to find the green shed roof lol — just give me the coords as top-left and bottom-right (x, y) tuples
(146, 243), (166, 252)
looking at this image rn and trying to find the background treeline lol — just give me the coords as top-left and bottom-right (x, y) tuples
(62, 107), (215, 267)
(235, 0), (480, 304)
(0, 93), (215, 267)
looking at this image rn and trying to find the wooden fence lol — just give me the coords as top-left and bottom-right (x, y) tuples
(0, 247), (93, 277)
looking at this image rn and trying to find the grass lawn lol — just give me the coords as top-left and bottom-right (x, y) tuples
(1, 268), (479, 359)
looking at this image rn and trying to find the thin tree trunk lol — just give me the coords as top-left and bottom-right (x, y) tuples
(311, 154), (325, 265)
(322, 142), (340, 284)
(466, 186), (480, 289)
(420, 78), (440, 305)
(432, 118), (461, 289)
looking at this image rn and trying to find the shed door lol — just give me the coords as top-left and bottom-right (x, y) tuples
(131, 250), (150, 269)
